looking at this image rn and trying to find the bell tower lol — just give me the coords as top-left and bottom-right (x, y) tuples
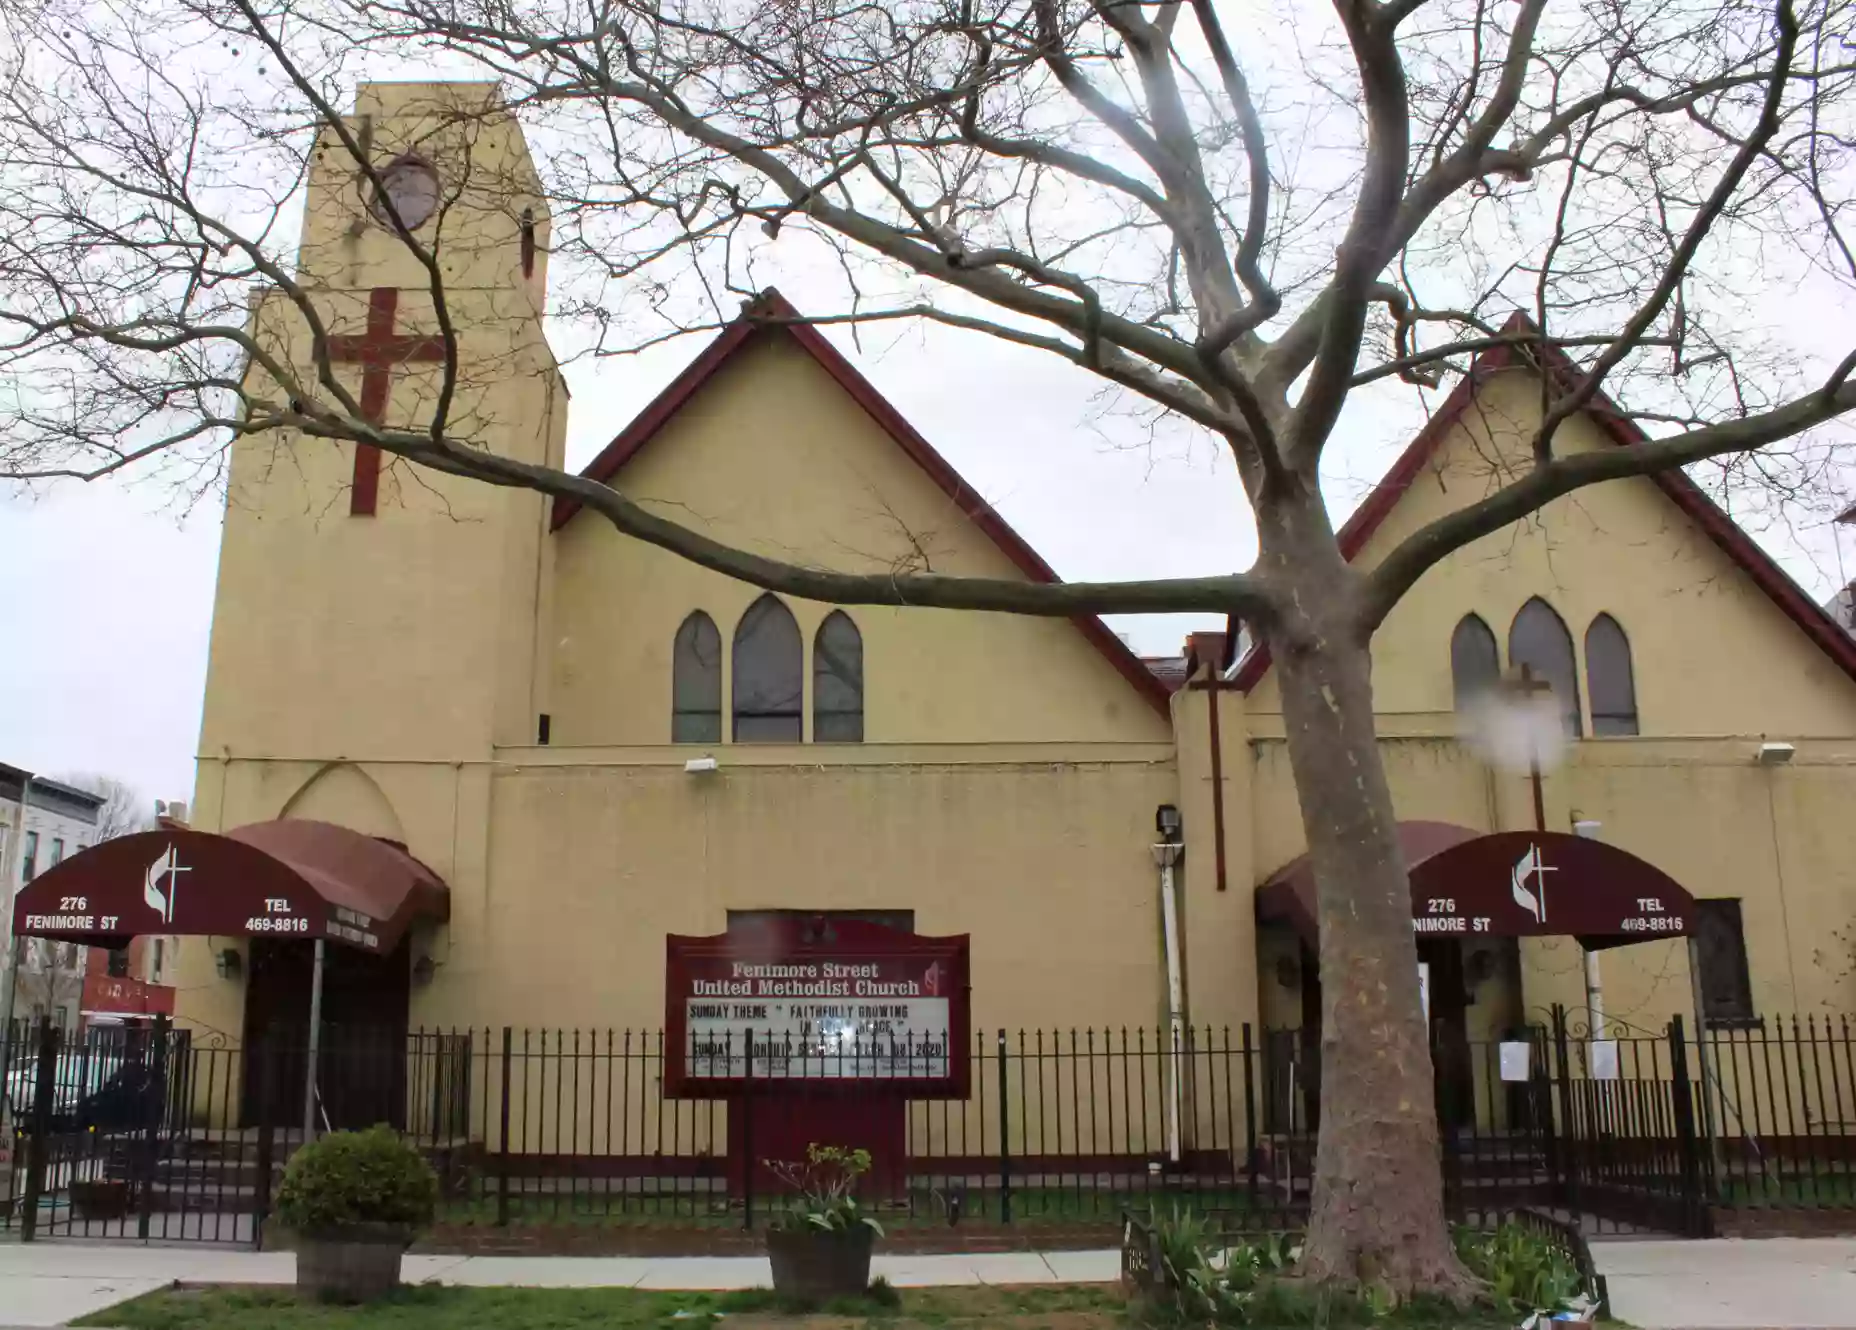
(198, 83), (564, 784)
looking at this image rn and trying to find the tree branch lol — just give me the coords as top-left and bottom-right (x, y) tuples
(352, 418), (1278, 619)
(1532, 0), (1803, 454)
(1268, 0), (1547, 385)
(1188, 0), (1279, 341)
(1360, 357), (1856, 626)
(1279, 0), (1414, 463)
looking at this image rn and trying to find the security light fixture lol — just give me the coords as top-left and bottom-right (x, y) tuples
(684, 756), (719, 775)
(1155, 804), (1183, 844)
(1757, 742), (1796, 766)
(215, 948), (242, 980)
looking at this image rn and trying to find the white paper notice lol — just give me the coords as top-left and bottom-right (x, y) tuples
(1590, 1039), (1620, 1081)
(1499, 1041), (1532, 1083)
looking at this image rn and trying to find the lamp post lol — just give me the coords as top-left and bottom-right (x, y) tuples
(1152, 804), (1186, 1166)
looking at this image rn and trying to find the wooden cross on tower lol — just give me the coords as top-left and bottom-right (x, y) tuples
(1498, 664), (1556, 833)
(329, 287), (448, 516)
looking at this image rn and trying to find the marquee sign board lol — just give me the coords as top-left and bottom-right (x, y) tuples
(665, 919), (970, 1098)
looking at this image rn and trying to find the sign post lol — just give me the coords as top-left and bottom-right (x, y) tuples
(303, 938), (326, 1141)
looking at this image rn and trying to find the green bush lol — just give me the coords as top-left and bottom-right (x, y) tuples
(1146, 1207), (1306, 1324)
(1454, 1221), (1586, 1316)
(274, 1125), (439, 1233)
(1140, 1210), (1591, 1325)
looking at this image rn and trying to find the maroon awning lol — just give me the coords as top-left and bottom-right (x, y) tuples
(1257, 823), (1697, 951)
(10, 819), (448, 956)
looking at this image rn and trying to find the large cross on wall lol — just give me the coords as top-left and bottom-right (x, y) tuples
(329, 286), (447, 515)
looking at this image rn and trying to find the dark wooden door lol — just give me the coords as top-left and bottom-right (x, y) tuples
(241, 937), (411, 1129)
(1419, 939), (1475, 1133)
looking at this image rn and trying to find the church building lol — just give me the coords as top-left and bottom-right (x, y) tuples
(17, 83), (1856, 1140)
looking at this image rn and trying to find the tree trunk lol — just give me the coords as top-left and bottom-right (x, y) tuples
(1261, 510), (1476, 1299)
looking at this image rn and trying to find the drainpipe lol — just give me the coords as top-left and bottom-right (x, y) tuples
(1152, 804), (1186, 1166)
(1572, 820), (1606, 1038)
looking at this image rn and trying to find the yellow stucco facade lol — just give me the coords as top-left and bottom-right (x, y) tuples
(176, 83), (1856, 1082)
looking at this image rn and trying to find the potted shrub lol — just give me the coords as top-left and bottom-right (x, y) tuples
(274, 1125), (438, 1303)
(764, 1143), (885, 1300)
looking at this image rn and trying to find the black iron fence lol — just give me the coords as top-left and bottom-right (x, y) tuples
(3, 1009), (1853, 1247)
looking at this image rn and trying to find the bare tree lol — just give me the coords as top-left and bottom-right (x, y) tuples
(12, 939), (82, 1031)
(3, 0), (1854, 1294)
(58, 775), (152, 845)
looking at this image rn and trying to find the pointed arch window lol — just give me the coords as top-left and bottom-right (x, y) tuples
(1585, 613), (1639, 737)
(671, 611), (722, 743)
(1508, 597), (1582, 737)
(733, 594), (803, 742)
(1450, 614), (1501, 713)
(813, 611), (864, 743)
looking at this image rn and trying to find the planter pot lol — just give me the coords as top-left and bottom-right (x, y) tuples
(766, 1225), (876, 1301)
(69, 1180), (132, 1221)
(295, 1225), (415, 1303)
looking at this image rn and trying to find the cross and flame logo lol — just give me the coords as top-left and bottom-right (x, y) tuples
(144, 844), (190, 925)
(1511, 844), (1554, 924)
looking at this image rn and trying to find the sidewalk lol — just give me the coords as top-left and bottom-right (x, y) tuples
(1593, 1237), (1856, 1329)
(0, 1242), (1124, 1327)
(6, 1235), (1856, 1329)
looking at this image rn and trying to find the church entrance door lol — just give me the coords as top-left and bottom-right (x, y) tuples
(1417, 938), (1475, 1134)
(240, 936), (412, 1129)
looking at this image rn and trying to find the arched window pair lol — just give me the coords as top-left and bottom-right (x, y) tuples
(671, 595), (864, 744)
(1450, 599), (1638, 737)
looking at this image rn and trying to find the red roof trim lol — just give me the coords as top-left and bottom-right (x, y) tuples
(552, 291), (1172, 715)
(552, 317), (761, 528)
(1232, 319), (1856, 693)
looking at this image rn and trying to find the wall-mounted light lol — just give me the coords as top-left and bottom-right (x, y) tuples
(1274, 955), (1300, 990)
(1572, 819), (1602, 839)
(1757, 741), (1795, 766)
(684, 756), (719, 775)
(215, 948), (242, 980)
(412, 955), (437, 985)
(1155, 804), (1183, 844)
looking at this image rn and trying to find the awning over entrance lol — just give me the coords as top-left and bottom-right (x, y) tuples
(1257, 822), (1697, 951)
(9, 819), (448, 956)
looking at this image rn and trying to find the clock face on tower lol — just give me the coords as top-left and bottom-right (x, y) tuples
(369, 155), (440, 231)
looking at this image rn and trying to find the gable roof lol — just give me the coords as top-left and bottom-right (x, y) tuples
(1230, 316), (1856, 692)
(553, 290), (1172, 715)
